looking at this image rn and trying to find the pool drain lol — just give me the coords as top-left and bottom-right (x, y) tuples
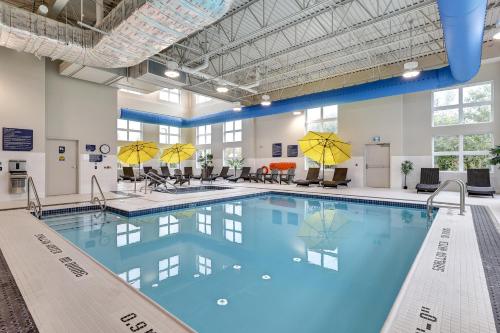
(261, 274), (271, 280)
(217, 298), (228, 306)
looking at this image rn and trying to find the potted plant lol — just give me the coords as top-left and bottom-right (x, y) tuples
(227, 157), (245, 176)
(490, 145), (500, 168)
(401, 160), (414, 190)
(197, 153), (214, 177)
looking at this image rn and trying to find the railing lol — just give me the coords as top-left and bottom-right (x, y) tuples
(91, 175), (106, 211)
(142, 172), (178, 194)
(427, 179), (466, 218)
(27, 176), (42, 218)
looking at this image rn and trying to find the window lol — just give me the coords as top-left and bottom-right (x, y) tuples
(224, 218), (242, 243)
(433, 133), (493, 171)
(432, 83), (492, 126)
(196, 148), (212, 169)
(159, 215), (179, 237)
(197, 207), (212, 235)
(116, 223), (141, 247)
(197, 255), (212, 275)
(117, 119), (142, 141)
(158, 255), (179, 281)
(307, 248), (338, 271)
(223, 120), (242, 142)
(195, 94), (212, 104)
(119, 268), (141, 289)
(223, 147), (242, 167)
(159, 125), (180, 144)
(159, 88), (180, 104)
(196, 125), (211, 145)
(305, 105), (338, 169)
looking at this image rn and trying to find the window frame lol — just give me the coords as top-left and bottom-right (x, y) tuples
(223, 147), (243, 167)
(223, 120), (242, 143)
(304, 105), (338, 169)
(159, 125), (181, 145)
(117, 119), (142, 142)
(432, 133), (494, 172)
(159, 88), (181, 104)
(196, 148), (212, 169)
(196, 125), (212, 145)
(431, 81), (493, 127)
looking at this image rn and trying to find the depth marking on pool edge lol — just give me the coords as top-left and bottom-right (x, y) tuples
(34, 233), (88, 278)
(415, 306), (437, 332)
(431, 228), (451, 273)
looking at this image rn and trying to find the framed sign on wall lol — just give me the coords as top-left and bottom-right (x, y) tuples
(272, 143), (282, 157)
(287, 145), (298, 157)
(2, 128), (33, 151)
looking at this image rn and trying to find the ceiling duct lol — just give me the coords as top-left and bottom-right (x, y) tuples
(0, 0), (232, 68)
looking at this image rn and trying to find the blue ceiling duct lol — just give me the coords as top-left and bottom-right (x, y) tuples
(120, 0), (487, 128)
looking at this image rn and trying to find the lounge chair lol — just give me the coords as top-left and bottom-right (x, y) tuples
(227, 167), (251, 182)
(184, 167), (193, 183)
(213, 166), (231, 180)
(264, 169), (279, 183)
(143, 166), (152, 176)
(295, 168), (321, 186)
(160, 166), (175, 180)
(199, 166), (215, 183)
(416, 168), (440, 193)
(466, 169), (495, 197)
(121, 166), (143, 181)
(173, 169), (189, 185)
(194, 166), (214, 180)
(250, 168), (264, 182)
(322, 168), (351, 188)
(279, 168), (295, 184)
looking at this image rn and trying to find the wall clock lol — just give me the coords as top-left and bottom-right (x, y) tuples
(99, 144), (111, 154)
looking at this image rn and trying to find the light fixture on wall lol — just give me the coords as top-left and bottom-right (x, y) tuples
(38, 1), (49, 15)
(233, 102), (242, 111)
(216, 86), (229, 93)
(493, 20), (500, 40)
(261, 94), (271, 106)
(293, 111), (302, 116)
(402, 19), (421, 79)
(164, 61), (180, 78)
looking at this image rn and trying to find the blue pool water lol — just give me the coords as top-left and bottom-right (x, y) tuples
(44, 195), (431, 333)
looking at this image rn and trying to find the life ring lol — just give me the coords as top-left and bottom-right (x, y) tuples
(262, 166), (269, 174)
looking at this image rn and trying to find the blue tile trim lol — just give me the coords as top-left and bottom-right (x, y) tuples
(41, 191), (434, 219)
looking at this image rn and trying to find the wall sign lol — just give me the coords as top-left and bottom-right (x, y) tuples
(287, 145), (298, 157)
(59, 146), (65, 154)
(2, 128), (33, 151)
(272, 143), (282, 157)
(89, 154), (103, 163)
(85, 144), (96, 152)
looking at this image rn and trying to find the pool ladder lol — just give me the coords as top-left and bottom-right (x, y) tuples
(91, 175), (106, 211)
(27, 176), (42, 218)
(426, 179), (466, 218)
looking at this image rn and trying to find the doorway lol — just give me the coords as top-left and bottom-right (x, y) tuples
(46, 139), (78, 195)
(365, 143), (390, 188)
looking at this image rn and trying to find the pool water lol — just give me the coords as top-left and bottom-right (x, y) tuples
(44, 195), (431, 333)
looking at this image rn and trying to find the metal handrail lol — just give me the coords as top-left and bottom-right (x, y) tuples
(27, 176), (42, 218)
(91, 175), (106, 211)
(143, 172), (178, 194)
(427, 179), (466, 217)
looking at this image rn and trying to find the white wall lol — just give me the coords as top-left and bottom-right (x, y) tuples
(45, 61), (118, 194)
(0, 47), (46, 201)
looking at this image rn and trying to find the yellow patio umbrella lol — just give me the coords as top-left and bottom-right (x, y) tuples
(118, 141), (158, 192)
(118, 141), (159, 165)
(160, 143), (196, 167)
(298, 131), (351, 180)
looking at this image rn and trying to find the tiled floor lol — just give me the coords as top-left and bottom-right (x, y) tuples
(0, 180), (499, 332)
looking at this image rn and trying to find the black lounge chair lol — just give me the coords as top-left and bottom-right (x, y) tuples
(160, 166), (175, 180)
(194, 166), (214, 180)
(295, 168), (321, 186)
(466, 169), (495, 197)
(121, 166), (143, 181)
(173, 169), (189, 185)
(213, 166), (231, 180)
(279, 168), (295, 184)
(264, 169), (279, 183)
(416, 168), (440, 193)
(184, 167), (193, 182)
(142, 166), (153, 176)
(199, 166), (215, 183)
(227, 167), (251, 182)
(250, 168), (264, 182)
(322, 168), (351, 188)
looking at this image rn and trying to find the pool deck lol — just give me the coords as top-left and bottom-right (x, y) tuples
(0, 181), (499, 332)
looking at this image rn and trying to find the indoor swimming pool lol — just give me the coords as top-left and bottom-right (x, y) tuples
(44, 194), (432, 333)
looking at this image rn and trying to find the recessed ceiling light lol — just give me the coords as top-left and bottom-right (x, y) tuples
(217, 86), (229, 93)
(38, 3), (48, 15)
(233, 107), (242, 111)
(293, 111), (302, 116)
(402, 61), (420, 79)
(261, 94), (271, 106)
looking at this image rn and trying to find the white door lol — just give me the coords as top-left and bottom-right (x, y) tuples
(46, 139), (78, 195)
(365, 143), (390, 188)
